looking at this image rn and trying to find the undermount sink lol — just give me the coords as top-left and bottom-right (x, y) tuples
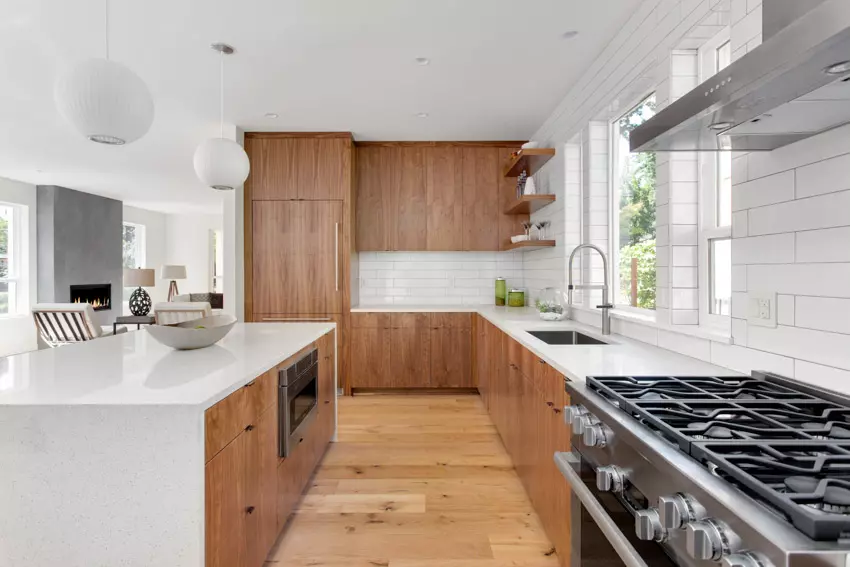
(526, 330), (607, 346)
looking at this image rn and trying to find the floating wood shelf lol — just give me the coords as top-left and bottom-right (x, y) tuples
(504, 194), (556, 215)
(503, 148), (556, 177)
(503, 240), (556, 252)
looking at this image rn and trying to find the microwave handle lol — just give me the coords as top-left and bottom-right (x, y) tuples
(554, 452), (649, 567)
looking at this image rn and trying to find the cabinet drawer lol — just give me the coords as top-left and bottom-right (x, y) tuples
(205, 388), (249, 462)
(430, 312), (472, 329)
(244, 368), (277, 419)
(391, 312), (430, 328)
(352, 312), (392, 328)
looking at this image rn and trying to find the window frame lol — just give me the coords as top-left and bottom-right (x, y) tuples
(698, 27), (733, 330)
(0, 202), (22, 316)
(209, 229), (223, 293)
(609, 91), (658, 315)
(122, 221), (147, 270)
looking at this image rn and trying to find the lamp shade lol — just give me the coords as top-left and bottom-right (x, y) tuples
(54, 58), (155, 145)
(124, 268), (155, 287)
(193, 138), (250, 190)
(160, 265), (187, 280)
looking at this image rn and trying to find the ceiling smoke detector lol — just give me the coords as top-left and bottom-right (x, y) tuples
(561, 31), (579, 40)
(415, 57), (430, 66)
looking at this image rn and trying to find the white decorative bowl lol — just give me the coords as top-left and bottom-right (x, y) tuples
(146, 314), (237, 350)
(521, 141), (540, 149)
(511, 234), (529, 243)
(539, 311), (566, 322)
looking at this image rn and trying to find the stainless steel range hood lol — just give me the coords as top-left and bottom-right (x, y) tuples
(630, 0), (850, 152)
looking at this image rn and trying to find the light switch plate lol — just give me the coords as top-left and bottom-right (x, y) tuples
(747, 291), (777, 328)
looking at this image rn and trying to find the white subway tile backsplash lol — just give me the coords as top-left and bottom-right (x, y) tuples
(731, 234), (795, 265)
(731, 211), (748, 238)
(796, 227), (850, 263)
(777, 295), (795, 327)
(748, 325), (850, 372)
(795, 297), (850, 334)
(747, 190), (850, 236)
(794, 360), (850, 395)
(710, 342), (795, 377)
(731, 171), (794, 212)
(795, 153), (850, 198)
(731, 266), (747, 292)
(672, 246), (698, 267)
(658, 329), (711, 362)
(747, 263), (850, 298)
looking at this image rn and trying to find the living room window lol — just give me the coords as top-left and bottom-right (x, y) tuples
(611, 93), (657, 311)
(698, 28), (733, 325)
(210, 229), (223, 293)
(0, 203), (22, 316)
(122, 222), (146, 270)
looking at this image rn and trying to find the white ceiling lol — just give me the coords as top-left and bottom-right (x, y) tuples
(0, 0), (642, 213)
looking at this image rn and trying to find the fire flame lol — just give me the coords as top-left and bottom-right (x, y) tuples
(72, 298), (110, 309)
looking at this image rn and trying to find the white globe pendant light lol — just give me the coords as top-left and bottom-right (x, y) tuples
(193, 43), (250, 191)
(54, 0), (154, 145)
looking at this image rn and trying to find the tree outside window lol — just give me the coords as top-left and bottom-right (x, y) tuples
(613, 95), (657, 310)
(0, 205), (11, 314)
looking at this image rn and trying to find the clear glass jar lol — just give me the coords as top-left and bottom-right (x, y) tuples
(507, 288), (526, 307)
(535, 287), (566, 321)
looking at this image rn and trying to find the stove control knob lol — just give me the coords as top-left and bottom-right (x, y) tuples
(635, 508), (666, 542)
(658, 493), (706, 530)
(583, 422), (610, 448)
(564, 405), (587, 426)
(595, 465), (626, 493)
(686, 520), (740, 561)
(721, 552), (774, 567)
(573, 414), (597, 436)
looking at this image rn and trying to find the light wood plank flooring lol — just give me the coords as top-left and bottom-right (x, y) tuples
(266, 394), (558, 567)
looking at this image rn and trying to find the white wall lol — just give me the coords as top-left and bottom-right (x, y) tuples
(524, 0), (850, 395)
(359, 251), (525, 306)
(122, 205), (169, 307)
(165, 213), (223, 299)
(0, 177), (37, 357)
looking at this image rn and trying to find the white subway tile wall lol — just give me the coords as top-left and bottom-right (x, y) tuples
(358, 251), (525, 306)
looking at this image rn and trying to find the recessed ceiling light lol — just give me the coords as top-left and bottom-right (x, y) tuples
(416, 112), (429, 118)
(415, 57), (430, 66)
(825, 61), (850, 75)
(264, 113), (279, 119)
(561, 31), (579, 40)
(709, 121), (734, 131)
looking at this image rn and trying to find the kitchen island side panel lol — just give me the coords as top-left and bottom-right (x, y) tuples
(0, 404), (204, 567)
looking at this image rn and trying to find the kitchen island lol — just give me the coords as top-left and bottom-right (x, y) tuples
(0, 322), (337, 567)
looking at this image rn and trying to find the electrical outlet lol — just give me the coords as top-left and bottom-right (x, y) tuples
(748, 291), (777, 328)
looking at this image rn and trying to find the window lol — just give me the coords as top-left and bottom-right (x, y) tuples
(210, 229), (223, 293)
(0, 203), (21, 315)
(611, 94), (657, 310)
(699, 28), (733, 327)
(122, 222), (146, 270)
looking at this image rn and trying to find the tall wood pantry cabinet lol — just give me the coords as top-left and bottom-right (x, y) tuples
(244, 133), (357, 393)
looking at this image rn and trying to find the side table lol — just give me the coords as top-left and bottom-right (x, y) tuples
(114, 315), (156, 335)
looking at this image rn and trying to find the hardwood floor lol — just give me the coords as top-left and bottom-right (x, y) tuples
(265, 394), (559, 567)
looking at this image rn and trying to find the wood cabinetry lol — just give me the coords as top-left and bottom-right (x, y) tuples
(205, 331), (337, 567)
(350, 312), (472, 390)
(473, 315), (571, 567)
(247, 136), (349, 201)
(355, 143), (523, 251)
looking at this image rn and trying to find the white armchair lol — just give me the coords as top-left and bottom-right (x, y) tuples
(154, 302), (212, 325)
(32, 303), (127, 348)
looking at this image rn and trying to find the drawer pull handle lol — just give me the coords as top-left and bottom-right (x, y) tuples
(546, 401), (554, 407)
(245, 424), (255, 432)
(324, 400), (330, 404)
(246, 506), (255, 515)
(553, 408), (562, 414)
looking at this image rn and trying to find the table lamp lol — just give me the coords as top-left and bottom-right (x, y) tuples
(124, 268), (155, 316)
(161, 265), (187, 302)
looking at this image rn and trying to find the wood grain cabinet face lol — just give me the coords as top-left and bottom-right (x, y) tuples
(350, 314), (392, 388)
(205, 433), (247, 567)
(253, 201), (343, 315)
(249, 137), (349, 201)
(396, 147), (428, 250)
(390, 313), (431, 388)
(355, 146), (398, 251)
(425, 146), (465, 251)
(430, 327), (472, 388)
(462, 147), (500, 251)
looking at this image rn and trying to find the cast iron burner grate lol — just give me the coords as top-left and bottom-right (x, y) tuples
(587, 373), (850, 540)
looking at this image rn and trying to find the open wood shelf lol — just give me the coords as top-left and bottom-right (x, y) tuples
(503, 148), (556, 177)
(504, 194), (556, 215)
(503, 239), (556, 252)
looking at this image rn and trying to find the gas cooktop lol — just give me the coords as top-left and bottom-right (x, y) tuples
(588, 373), (850, 541)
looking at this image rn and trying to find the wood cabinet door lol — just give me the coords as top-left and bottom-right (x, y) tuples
(242, 407), (279, 567)
(350, 326), (392, 388)
(318, 330), (337, 440)
(314, 137), (350, 200)
(430, 327), (472, 388)
(390, 313), (430, 388)
(396, 147), (427, 250)
(425, 146), (464, 250)
(355, 146), (398, 251)
(248, 137), (313, 201)
(205, 432), (248, 567)
(462, 147), (500, 251)
(253, 201), (343, 314)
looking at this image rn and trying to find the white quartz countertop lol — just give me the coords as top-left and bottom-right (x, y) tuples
(0, 323), (334, 408)
(353, 304), (740, 382)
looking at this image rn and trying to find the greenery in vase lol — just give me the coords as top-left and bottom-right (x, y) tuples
(535, 299), (564, 314)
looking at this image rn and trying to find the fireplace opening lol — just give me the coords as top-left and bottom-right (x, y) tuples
(70, 284), (111, 311)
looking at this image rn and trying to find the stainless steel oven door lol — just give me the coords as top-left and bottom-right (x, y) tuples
(554, 451), (681, 567)
(279, 364), (318, 458)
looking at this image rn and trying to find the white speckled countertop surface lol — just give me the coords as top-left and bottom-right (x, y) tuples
(353, 305), (741, 381)
(0, 322), (334, 407)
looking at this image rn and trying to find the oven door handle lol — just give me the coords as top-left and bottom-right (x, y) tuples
(554, 452), (649, 567)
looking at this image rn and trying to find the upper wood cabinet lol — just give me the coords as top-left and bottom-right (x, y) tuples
(247, 135), (350, 201)
(355, 143), (522, 252)
(252, 201), (343, 314)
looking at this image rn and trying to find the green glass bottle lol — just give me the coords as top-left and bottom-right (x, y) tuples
(508, 288), (526, 307)
(495, 278), (507, 306)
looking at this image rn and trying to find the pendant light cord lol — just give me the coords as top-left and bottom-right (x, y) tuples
(219, 49), (224, 138)
(104, 0), (110, 59)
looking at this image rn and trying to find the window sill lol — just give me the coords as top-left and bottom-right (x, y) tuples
(570, 304), (732, 344)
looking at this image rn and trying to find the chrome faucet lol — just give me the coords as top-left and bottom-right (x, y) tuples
(567, 244), (613, 335)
